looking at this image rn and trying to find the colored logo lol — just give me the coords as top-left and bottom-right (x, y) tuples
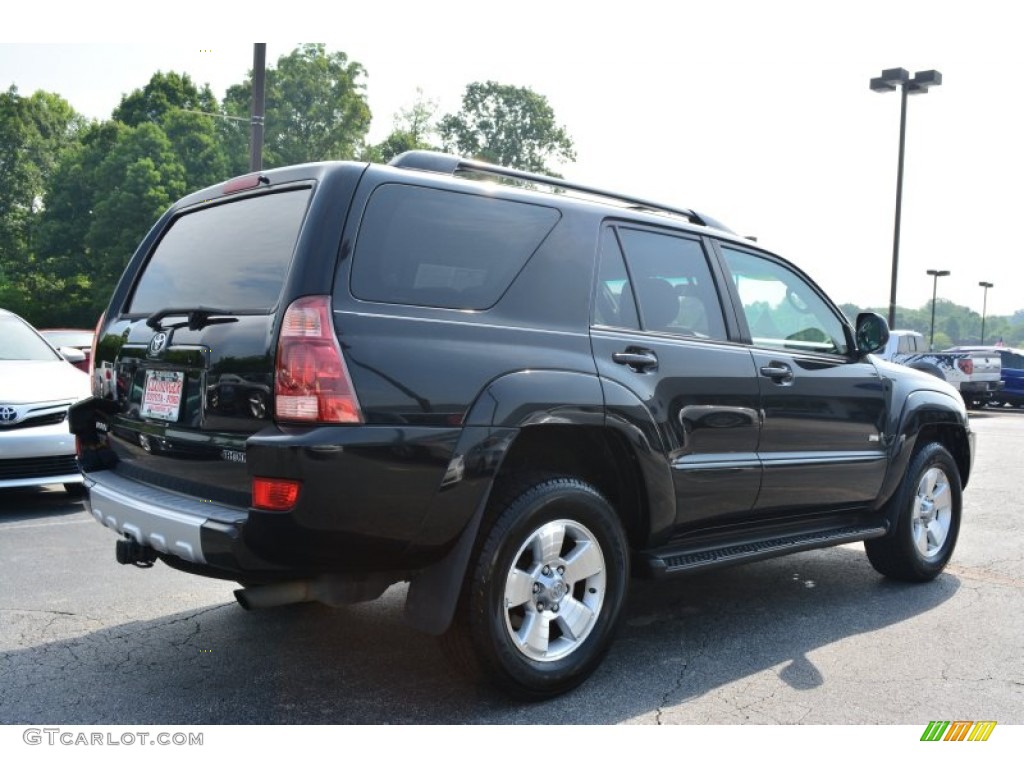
(921, 721), (997, 742)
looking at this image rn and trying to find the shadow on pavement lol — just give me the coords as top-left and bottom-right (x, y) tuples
(0, 545), (957, 725)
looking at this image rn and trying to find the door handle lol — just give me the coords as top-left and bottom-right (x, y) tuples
(760, 364), (794, 383)
(613, 350), (659, 372)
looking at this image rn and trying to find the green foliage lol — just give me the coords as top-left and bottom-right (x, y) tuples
(363, 90), (440, 163)
(842, 297), (1024, 348)
(222, 43), (371, 171)
(86, 123), (187, 301)
(112, 71), (219, 128)
(438, 81), (576, 174)
(0, 86), (85, 325)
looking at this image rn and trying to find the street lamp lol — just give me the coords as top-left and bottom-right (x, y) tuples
(927, 269), (950, 350)
(871, 68), (943, 328)
(979, 281), (994, 345)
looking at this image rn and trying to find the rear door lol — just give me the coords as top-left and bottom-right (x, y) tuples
(590, 224), (763, 529)
(93, 187), (314, 507)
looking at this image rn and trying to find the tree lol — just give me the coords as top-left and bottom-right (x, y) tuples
(438, 81), (576, 174)
(222, 44), (371, 171)
(113, 71), (220, 128)
(363, 89), (439, 163)
(0, 87), (85, 321)
(86, 122), (187, 299)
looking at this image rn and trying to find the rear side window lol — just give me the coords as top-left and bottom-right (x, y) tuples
(350, 184), (560, 309)
(129, 189), (312, 314)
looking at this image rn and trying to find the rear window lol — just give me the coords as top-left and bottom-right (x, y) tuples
(350, 184), (560, 309)
(128, 189), (312, 314)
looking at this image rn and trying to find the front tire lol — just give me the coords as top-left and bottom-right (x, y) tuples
(446, 475), (629, 699)
(865, 442), (962, 582)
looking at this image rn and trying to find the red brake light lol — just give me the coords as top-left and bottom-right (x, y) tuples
(253, 478), (301, 511)
(275, 295), (363, 423)
(223, 174), (263, 194)
(957, 358), (974, 376)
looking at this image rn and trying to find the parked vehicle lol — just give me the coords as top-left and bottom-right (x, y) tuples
(948, 346), (1024, 407)
(878, 330), (1002, 407)
(1, 309), (91, 495)
(39, 329), (95, 373)
(70, 152), (974, 698)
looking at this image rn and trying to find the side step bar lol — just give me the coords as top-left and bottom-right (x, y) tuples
(640, 524), (888, 578)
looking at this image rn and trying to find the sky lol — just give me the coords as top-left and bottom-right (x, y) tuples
(4, 0), (1024, 318)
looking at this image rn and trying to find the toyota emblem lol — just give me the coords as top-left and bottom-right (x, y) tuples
(149, 332), (168, 356)
(0, 405), (17, 423)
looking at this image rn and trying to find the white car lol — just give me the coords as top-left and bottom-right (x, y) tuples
(0, 308), (91, 495)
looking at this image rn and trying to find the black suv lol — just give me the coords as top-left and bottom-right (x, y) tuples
(71, 151), (974, 698)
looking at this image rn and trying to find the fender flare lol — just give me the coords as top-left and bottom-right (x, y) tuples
(403, 369), (674, 634)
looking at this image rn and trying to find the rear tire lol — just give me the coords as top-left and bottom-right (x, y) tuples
(443, 475), (629, 699)
(865, 442), (961, 582)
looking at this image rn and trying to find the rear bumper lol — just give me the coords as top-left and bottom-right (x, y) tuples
(85, 470), (261, 572)
(960, 380), (1003, 395)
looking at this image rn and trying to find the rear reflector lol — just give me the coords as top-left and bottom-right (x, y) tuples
(253, 478), (301, 511)
(275, 295), (363, 423)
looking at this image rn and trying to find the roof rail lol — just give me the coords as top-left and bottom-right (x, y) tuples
(388, 151), (731, 232)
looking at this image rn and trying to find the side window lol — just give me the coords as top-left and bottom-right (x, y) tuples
(593, 229), (640, 329)
(615, 227), (727, 340)
(721, 246), (850, 356)
(350, 184), (560, 310)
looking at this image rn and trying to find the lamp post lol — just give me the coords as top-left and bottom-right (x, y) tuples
(979, 281), (994, 345)
(871, 68), (943, 328)
(927, 269), (950, 350)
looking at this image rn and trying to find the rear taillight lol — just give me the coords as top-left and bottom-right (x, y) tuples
(253, 477), (301, 511)
(957, 358), (974, 376)
(275, 295), (362, 423)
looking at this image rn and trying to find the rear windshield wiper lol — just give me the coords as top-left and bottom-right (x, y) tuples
(146, 307), (240, 332)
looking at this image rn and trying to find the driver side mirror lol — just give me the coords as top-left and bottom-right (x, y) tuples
(855, 312), (889, 355)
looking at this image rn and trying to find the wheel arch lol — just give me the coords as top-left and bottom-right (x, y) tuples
(875, 389), (973, 520)
(403, 370), (673, 635)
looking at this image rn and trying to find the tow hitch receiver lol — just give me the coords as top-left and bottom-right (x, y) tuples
(116, 538), (157, 568)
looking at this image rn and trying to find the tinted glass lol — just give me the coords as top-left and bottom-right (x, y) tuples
(351, 184), (560, 309)
(721, 247), (849, 356)
(0, 315), (61, 361)
(593, 229), (640, 329)
(616, 228), (726, 339)
(129, 189), (311, 314)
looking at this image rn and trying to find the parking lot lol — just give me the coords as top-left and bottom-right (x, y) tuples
(1, 409), (1022, 726)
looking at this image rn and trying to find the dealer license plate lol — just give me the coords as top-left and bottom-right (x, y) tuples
(140, 370), (184, 421)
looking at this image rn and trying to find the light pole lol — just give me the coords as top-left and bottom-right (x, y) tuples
(871, 68), (943, 328)
(979, 281), (994, 345)
(927, 269), (950, 350)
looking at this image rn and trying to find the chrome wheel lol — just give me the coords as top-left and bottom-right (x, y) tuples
(503, 518), (606, 662)
(912, 467), (952, 559)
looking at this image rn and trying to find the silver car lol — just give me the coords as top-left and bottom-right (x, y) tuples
(0, 308), (91, 495)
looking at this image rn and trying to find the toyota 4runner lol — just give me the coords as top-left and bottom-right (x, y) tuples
(70, 151), (974, 699)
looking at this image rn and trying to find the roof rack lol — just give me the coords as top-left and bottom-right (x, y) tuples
(388, 151), (731, 232)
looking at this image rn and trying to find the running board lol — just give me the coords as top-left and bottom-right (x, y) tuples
(641, 524), (888, 578)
